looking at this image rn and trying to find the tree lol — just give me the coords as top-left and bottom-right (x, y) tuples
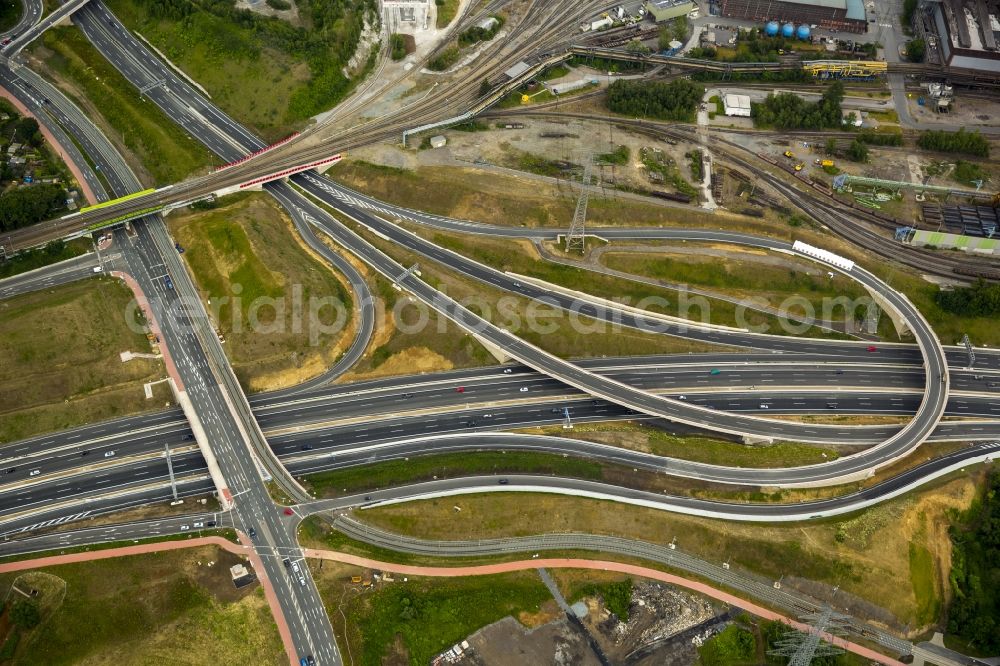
(606, 78), (704, 122)
(672, 15), (688, 42)
(906, 38), (926, 62)
(752, 82), (844, 129)
(478, 78), (490, 97)
(846, 139), (869, 162)
(825, 137), (838, 156)
(658, 26), (672, 51)
(11, 600), (40, 629)
(389, 33), (407, 61)
(0, 184), (68, 232)
(625, 39), (651, 55)
(918, 128), (990, 157)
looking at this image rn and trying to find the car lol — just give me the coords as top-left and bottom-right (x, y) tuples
(180, 525), (190, 531)
(1, 38), (10, 45)
(29, 469), (40, 477)
(990, 382), (1000, 388)
(974, 374), (984, 380)
(164, 275), (174, 290)
(1, 467), (14, 475)
(300, 656), (316, 666)
(182, 433), (193, 440)
(402, 393), (413, 398)
(248, 527), (257, 538)
(550, 408), (562, 413)
(866, 345), (877, 352)
(677, 395), (687, 400)
(283, 558), (292, 569)
(283, 507), (294, 516)
(292, 561), (301, 574)
(760, 404), (769, 409)
(364, 495), (372, 501)
(483, 413), (493, 418)
(193, 521), (204, 528)
(456, 386), (466, 393)
(503, 368), (513, 374)
(92, 266), (103, 273)
(591, 400), (602, 406)
(301, 444), (314, 451)
(498, 478), (509, 485)
(826, 403), (837, 409)
(835, 369), (844, 375)
(709, 368), (721, 375)
(81, 450), (89, 456)
(519, 387), (529, 392)
(174, 243), (184, 254)
(206, 521), (217, 527)
(104, 451), (115, 458)
(466, 420), (477, 427)
(298, 576), (307, 587)
(513, 281), (522, 288)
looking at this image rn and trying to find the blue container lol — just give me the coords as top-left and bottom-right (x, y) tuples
(765, 21), (780, 36)
(781, 22), (795, 38)
(796, 24), (811, 40)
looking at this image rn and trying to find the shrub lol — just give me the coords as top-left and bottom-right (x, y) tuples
(918, 128), (989, 157)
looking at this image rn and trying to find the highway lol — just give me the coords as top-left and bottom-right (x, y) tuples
(2, 6), (341, 658)
(3, 387), (999, 531)
(0, 2), (992, 662)
(0, 251), (99, 298)
(0, 0), (40, 42)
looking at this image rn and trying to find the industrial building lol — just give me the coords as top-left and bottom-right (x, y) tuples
(723, 93), (752, 116)
(927, 0), (1000, 71)
(645, 0), (696, 22)
(719, 0), (867, 33)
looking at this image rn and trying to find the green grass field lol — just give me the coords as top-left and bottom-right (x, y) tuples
(908, 542), (940, 625)
(0, 545), (284, 665)
(424, 228), (847, 339)
(0, 279), (168, 443)
(35, 27), (213, 185)
(436, 0), (461, 28)
(0, 0), (21, 32)
(327, 570), (550, 665)
(104, 0), (374, 139)
(306, 451), (603, 497)
(522, 423), (836, 468)
(168, 193), (352, 392)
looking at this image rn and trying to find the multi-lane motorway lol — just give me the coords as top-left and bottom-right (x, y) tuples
(1, 0), (997, 663)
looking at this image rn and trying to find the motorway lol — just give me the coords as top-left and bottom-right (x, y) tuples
(3, 354), (999, 537)
(57, 0), (957, 463)
(0, 1), (994, 662)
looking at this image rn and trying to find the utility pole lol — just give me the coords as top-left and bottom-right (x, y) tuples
(768, 606), (850, 666)
(566, 156), (592, 253)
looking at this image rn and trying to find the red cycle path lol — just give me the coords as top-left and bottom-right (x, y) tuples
(0, 85), (99, 205)
(0, 535), (298, 664)
(305, 549), (905, 666)
(0, 536), (906, 666)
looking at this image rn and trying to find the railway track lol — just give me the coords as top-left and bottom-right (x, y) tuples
(484, 108), (999, 282)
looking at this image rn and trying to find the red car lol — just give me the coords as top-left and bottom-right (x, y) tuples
(456, 386), (465, 393)
(283, 507), (294, 516)
(866, 345), (877, 352)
